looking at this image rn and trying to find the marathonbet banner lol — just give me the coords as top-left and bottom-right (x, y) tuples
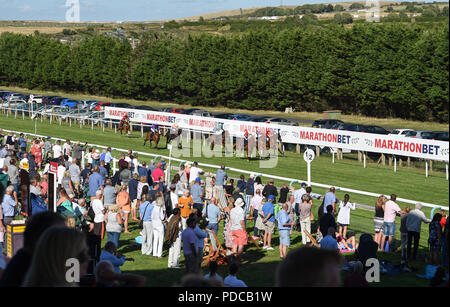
(105, 107), (449, 162)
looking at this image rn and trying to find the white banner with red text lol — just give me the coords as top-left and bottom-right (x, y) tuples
(104, 107), (449, 162)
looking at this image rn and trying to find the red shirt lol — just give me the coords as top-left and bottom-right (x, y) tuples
(152, 168), (164, 182)
(440, 217), (447, 229)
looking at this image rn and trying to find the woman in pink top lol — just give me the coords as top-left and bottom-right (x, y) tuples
(250, 189), (263, 238)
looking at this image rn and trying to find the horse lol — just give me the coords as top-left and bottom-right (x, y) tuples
(266, 133), (285, 157)
(144, 129), (162, 148)
(209, 131), (226, 151)
(235, 136), (258, 161)
(118, 120), (130, 135)
(165, 128), (182, 149)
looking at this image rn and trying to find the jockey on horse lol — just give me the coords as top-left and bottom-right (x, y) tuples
(150, 123), (160, 138)
(119, 114), (130, 135)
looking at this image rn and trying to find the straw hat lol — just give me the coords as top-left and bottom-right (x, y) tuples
(234, 198), (244, 208)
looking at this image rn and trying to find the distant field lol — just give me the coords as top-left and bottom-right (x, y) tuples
(1, 85), (448, 132)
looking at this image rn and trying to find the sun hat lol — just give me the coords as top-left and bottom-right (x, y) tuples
(234, 198), (245, 207)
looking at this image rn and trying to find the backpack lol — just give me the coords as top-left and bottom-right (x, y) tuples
(30, 193), (48, 215)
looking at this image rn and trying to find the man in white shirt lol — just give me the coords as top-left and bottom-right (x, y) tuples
(19, 153), (29, 172)
(224, 263), (247, 287)
(63, 139), (72, 157)
(91, 190), (106, 261)
(230, 198), (247, 263)
(105, 147), (113, 174)
(53, 140), (62, 159)
(189, 161), (204, 187)
(406, 203), (431, 261)
(57, 162), (66, 187)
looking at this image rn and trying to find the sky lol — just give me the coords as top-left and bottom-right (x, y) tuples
(0, 0), (438, 22)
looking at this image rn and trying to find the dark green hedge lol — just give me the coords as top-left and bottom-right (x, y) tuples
(0, 22), (448, 122)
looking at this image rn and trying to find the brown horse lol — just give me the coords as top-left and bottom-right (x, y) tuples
(209, 131), (226, 151)
(118, 120), (130, 135)
(265, 134), (285, 157)
(235, 136), (258, 160)
(144, 129), (161, 148)
(165, 128), (182, 148)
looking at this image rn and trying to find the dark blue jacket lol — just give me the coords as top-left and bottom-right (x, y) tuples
(128, 178), (138, 201)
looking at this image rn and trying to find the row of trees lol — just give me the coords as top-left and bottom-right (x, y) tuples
(0, 23), (448, 122)
(249, 4), (344, 17)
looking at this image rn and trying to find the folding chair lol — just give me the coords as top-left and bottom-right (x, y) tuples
(303, 230), (319, 248)
(247, 234), (261, 249)
(201, 229), (234, 267)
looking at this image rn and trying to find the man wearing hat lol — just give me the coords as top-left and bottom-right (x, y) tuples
(231, 198), (247, 263)
(191, 177), (204, 217)
(261, 195), (276, 250)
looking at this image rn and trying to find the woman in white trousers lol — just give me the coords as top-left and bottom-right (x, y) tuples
(151, 194), (166, 258)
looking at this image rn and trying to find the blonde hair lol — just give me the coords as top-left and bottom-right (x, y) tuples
(375, 195), (385, 210)
(23, 227), (88, 287)
(109, 204), (120, 213)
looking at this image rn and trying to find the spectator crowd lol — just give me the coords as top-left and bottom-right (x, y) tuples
(0, 130), (448, 287)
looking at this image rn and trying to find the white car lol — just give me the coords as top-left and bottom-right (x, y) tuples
(28, 95), (44, 104)
(8, 93), (25, 101)
(389, 129), (414, 137)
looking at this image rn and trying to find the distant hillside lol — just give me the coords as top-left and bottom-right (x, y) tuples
(173, 1), (442, 21)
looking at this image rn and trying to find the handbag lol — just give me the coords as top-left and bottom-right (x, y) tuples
(200, 203), (209, 229)
(139, 202), (149, 229)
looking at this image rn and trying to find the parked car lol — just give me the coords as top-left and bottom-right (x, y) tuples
(49, 97), (67, 106)
(78, 100), (99, 109)
(191, 109), (213, 117)
(405, 130), (434, 139)
(6, 93), (25, 101)
(264, 117), (299, 126)
(134, 105), (158, 111)
(230, 114), (254, 121)
(431, 131), (449, 142)
(213, 112), (234, 119)
(110, 102), (133, 109)
(42, 96), (60, 104)
(333, 123), (366, 132)
(312, 119), (344, 129)
(94, 102), (113, 111)
(389, 129), (414, 137)
(28, 95), (44, 103)
(61, 99), (81, 108)
(363, 125), (390, 135)
(181, 108), (202, 115)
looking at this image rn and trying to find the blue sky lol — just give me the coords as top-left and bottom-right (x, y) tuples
(0, 0), (437, 22)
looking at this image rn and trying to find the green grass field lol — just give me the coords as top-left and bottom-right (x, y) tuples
(1, 113), (448, 286)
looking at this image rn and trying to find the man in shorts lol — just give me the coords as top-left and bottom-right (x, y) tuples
(230, 198), (247, 264)
(262, 195), (276, 250)
(381, 194), (405, 252)
(276, 202), (295, 258)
